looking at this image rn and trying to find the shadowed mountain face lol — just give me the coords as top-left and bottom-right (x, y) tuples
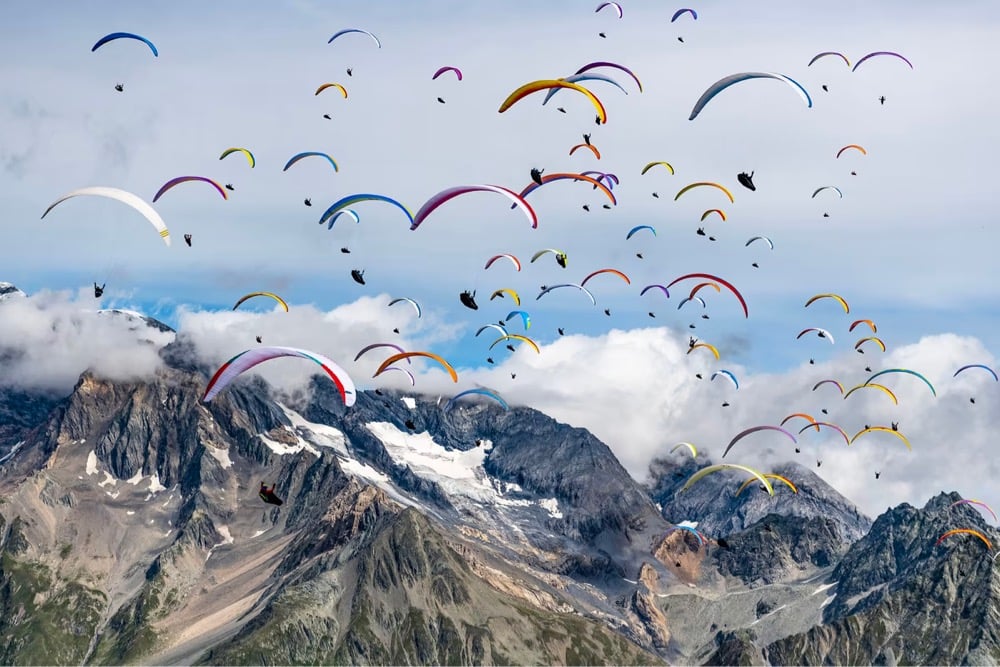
(0, 300), (997, 665)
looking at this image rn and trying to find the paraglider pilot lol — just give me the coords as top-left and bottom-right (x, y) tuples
(460, 290), (479, 310)
(93, 282), (105, 298)
(259, 482), (284, 506)
(351, 269), (366, 285)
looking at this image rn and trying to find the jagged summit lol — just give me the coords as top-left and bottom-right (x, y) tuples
(0, 281), (25, 300)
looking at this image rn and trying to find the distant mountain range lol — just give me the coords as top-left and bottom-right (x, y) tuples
(0, 283), (996, 665)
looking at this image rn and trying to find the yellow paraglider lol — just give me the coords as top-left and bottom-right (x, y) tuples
(675, 182), (735, 204)
(499, 80), (607, 124)
(232, 292), (289, 312)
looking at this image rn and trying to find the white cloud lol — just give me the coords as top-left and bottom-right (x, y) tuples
(0, 288), (173, 392)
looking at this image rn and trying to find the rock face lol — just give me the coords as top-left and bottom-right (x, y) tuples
(0, 304), (998, 664)
(765, 493), (1000, 666)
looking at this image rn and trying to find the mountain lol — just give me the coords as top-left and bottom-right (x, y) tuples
(0, 298), (997, 664)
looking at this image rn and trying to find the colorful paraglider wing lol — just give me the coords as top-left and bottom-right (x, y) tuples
(681, 464), (774, 496)
(432, 66), (463, 81)
(641, 161), (675, 176)
(799, 422), (850, 446)
(444, 388), (509, 412)
(41, 186), (171, 247)
(490, 289), (521, 306)
(849, 319), (877, 333)
(670, 8), (698, 22)
(935, 528), (992, 551)
(863, 369), (936, 396)
(807, 51), (850, 67)
(689, 72), (812, 121)
(92, 32), (158, 56)
(541, 74), (629, 105)
(219, 147), (255, 168)
(233, 292), (289, 312)
(283, 152), (339, 172)
(804, 293), (850, 313)
(354, 343), (410, 363)
(722, 426), (796, 458)
(328, 28), (382, 48)
(319, 194), (414, 227)
(640, 284), (670, 299)
(574, 61), (642, 93)
(949, 499), (999, 523)
(687, 342), (719, 359)
(736, 473), (797, 496)
(536, 284), (596, 305)
(388, 297), (421, 318)
(852, 51), (913, 72)
(953, 364), (999, 382)
(670, 442), (698, 458)
(499, 80), (607, 123)
(675, 182), (735, 203)
(315, 83), (348, 97)
(378, 366), (416, 386)
(580, 268), (630, 287)
(849, 426), (912, 450)
(626, 225), (656, 240)
(489, 334), (541, 354)
(843, 383), (898, 405)
(569, 143), (602, 160)
(854, 337), (886, 352)
(411, 185), (537, 230)
(203, 346), (355, 406)
(811, 186), (843, 198)
(323, 209), (360, 229)
(518, 173), (616, 206)
(812, 379), (844, 394)
(153, 176), (228, 203)
(797, 328), (836, 344)
(781, 412), (820, 432)
(836, 144), (867, 158)
(375, 351), (458, 382)
(667, 273), (748, 317)
(484, 254), (522, 271)
(711, 370), (739, 389)
(504, 310), (531, 330)
(745, 236), (774, 249)
(595, 2), (624, 18)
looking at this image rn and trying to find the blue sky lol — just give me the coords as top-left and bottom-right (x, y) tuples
(2, 0), (999, 515)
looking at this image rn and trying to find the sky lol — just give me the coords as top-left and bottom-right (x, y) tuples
(1, 0), (999, 518)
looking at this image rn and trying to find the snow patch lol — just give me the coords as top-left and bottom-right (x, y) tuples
(0, 440), (25, 465)
(206, 444), (233, 469)
(259, 434), (319, 457)
(812, 581), (837, 596)
(147, 474), (166, 494)
(85, 451), (99, 476)
(126, 470), (144, 485)
(98, 472), (117, 488)
(401, 396), (416, 409)
(677, 519), (699, 529)
(251, 529), (267, 538)
(126, 510), (135, 515)
(820, 594), (837, 608)
(366, 421), (532, 508)
(539, 497), (563, 519)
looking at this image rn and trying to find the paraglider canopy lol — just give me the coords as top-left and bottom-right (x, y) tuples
(351, 269), (366, 285)
(259, 483), (284, 506)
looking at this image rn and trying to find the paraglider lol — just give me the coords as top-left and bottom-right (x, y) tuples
(388, 297), (421, 318)
(153, 176), (228, 203)
(530, 168), (544, 185)
(688, 72), (812, 120)
(203, 346), (356, 406)
(722, 425), (797, 458)
(93, 282), (105, 298)
(219, 147), (255, 168)
(340, 247), (350, 254)
(671, 8), (697, 22)
(805, 293), (850, 313)
(935, 528), (992, 551)
(184, 234), (192, 247)
(304, 198), (312, 207)
(879, 95), (886, 105)
(675, 182), (735, 204)
(484, 254), (522, 272)
(328, 28), (382, 49)
(953, 364), (999, 382)
(808, 52), (850, 68)
(42, 186), (172, 247)
(233, 292), (289, 312)
(737, 172), (756, 191)
(460, 290), (479, 310)
(114, 83), (124, 92)
(374, 351), (458, 383)
(499, 79), (608, 124)
(283, 152), (339, 172)
(351, 269), (366, 285)
(410, 185), (537, 230)
(224, 183), (235, 192)
(852, 51), (913, 72)
(681, 464), (774, 497)
(92, 32), (159, 57)
(259, 483), (284, 506)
